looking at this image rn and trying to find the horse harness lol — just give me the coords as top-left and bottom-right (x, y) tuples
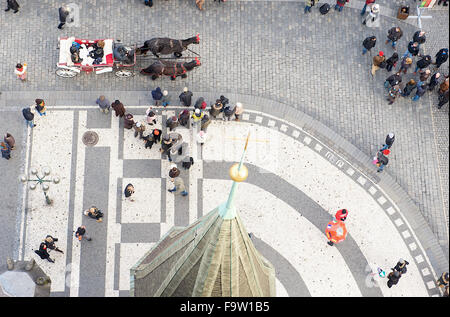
(159, 61), (187, 76)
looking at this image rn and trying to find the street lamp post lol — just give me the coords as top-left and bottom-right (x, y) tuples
(20, 167), (60, 205)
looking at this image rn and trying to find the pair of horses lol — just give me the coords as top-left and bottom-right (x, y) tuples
(137, 35), (201, 80)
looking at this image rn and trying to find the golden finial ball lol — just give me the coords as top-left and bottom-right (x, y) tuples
(229, 163), (248, 182)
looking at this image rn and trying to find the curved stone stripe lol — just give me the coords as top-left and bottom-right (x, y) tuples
(251, 236), (311, 297)
(203, 162), (383, 297)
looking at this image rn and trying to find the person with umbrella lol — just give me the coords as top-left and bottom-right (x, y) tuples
(325, 220), (347, 246)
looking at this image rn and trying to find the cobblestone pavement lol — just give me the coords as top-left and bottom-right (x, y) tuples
(0, 0), (448, 262)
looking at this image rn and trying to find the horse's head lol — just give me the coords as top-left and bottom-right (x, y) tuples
(184, 58), (201, 71)
(187, 34), (200, 44)
(195, 34), (200, 44)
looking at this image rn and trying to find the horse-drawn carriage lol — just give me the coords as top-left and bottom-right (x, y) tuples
(56, 35), (201, 80)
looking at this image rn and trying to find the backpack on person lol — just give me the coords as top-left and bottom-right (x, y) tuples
(320, 3), (330, 15)
(379, 60), (387, 69)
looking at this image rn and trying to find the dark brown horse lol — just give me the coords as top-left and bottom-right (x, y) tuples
(140, 58), (201, 80)
(135, 34), (200, 58)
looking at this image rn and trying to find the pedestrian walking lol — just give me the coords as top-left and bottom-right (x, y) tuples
(360, 0), (375, 16)
(83, 206), (104, 222)
(362, 36), (377, 55)
(438, 76), (449, 96)
(438, 90), (449, 109)
(168, 176), (188, 196)
(15, 63), (27, 81)
(58, 5), (72, 29)
(387, 270), (401, 288)
(178, 109), (190, 127)
(399, 57), (413, 74)
(401, 79), (417, 97)
(4, 133), (16, 150)
(381, 132), (395, 150)
(393, 258), (409, 274)
(143, 132), (155, 149)
(428, 73), (441, 92)
(210, 99), (224, 118)
(44, 235), (64, 254)
(201, 114), (211, 132)
(371, 51), (386, 76)
(387, 85), (401, 105)
(418, 69), (431, 84)
(124, 183), (135, 201)
(168, 165), (180, 179)
(5, 0), (19, 13)
(376, 150), (389, 172)
(166, 116), (179, 131)
(223, 104), (236, 121)
(196, 0), (204, 11)
(433, 48), (448, 69)
(22, 107), (36, 128)
(413, 55), (432, 74)
(385, 53), (399, 72)
(96, 95), (110, 114)
(145, 107), (157, 125)
(133, 121), (146, 138)
(437, 272), (449, 288)
(152, 128), (162, 143)
(304, 0), (319, 13)
(0, 142), (11, 160)
(161, 90), (170, 107)
(335, 209), (348, 221)
(111, 100), (126, 117)
(191, 108), (204, 126)
(384, 72), (402, 89)
(219, 95), (230, 107)
(412, 83), (426, 101)
(123, 113), (135, 129)
(334, 0), (349, 12)
(194, 97), (207, 110)
(34, 99), (46, 116)
(75, 226), (92, 241)
(151, 87), (163, 106)
(160, 134), (174, 161)
(144, 0), (153, 7)
(234, 102), (244, 121)
(402, 41), (420, 59)
(179, 87), (193, 107)
(34, 241), (55, 263)
(412, 30), (426, 46)
(362, 4), (380, 28)
(385, 27), (403, 50)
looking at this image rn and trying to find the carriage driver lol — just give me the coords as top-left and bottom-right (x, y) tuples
(113, 44), (134, 64)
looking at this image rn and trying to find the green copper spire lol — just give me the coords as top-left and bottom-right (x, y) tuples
(218, 132), (250, 219)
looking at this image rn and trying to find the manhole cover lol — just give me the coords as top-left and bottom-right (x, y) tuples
(82, 131), (99, 146)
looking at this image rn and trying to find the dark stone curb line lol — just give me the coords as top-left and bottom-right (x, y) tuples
(1, 90), (447, 295)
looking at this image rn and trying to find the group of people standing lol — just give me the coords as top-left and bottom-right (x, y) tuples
(364, 26), (449, 108)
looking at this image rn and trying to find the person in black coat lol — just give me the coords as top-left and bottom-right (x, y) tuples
(384, 72), (402, 89)
(428, 73), (441, 91)
(44, 235), (64, 253)
(438, 90), (449, 109)
(401, 79), (417, 97)
(403, 41), (420, 59)
(414, 55), (432, 74)
(376, 150), (389, 172)
(385, 27), (403, 50)
(35, 242), (54, 262)
(58, 5), (72, 29)
(219, 95), (229, 107)
(22, 107), (36, 128)
(5, 0), (19, 13)
(178, 109), (190, 127)
(179, 87), (193, 107)
(124, 184), (135, 200)
(434, 48), (449, 69)
(393, 259), (409, 274)
(412, 83), (427, 101)
(385, 53), (399, 72)
(412, 30), (426, 46)
(381, 132), (395, 150)
(387, 270), (401, 288)
(152, 87), (163, 106)
(362, 36), (377, 55)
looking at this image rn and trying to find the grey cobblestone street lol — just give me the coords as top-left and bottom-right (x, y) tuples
(0, 0), (448, 290)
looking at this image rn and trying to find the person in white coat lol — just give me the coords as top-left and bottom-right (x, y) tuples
(362, 4), (380, 28)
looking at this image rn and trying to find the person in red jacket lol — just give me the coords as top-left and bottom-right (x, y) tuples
(335, 209), (349, 221)
(361, 0), (375, 16)
(335, 0), (349, 12)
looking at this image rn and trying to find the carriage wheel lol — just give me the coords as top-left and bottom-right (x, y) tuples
(181, 74), (187, 79)
(115, 70), (134, 78)
(56, 68), (78, 78)
(170, 76), (176, 81)
(174, 52), (182, 58)
(151, 75), (158, 80)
